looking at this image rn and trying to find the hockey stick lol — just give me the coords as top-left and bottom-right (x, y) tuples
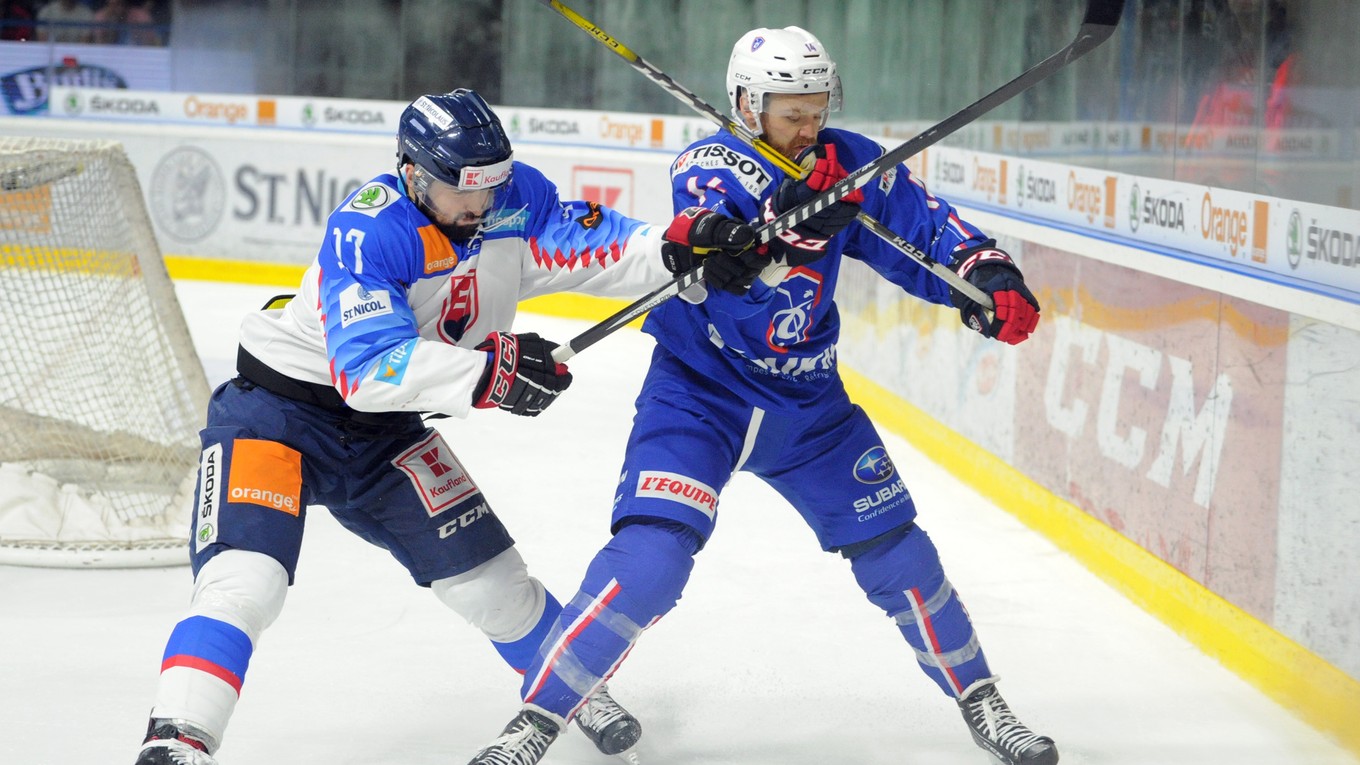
(550, 0), (1126, 363)
(536, 0), (993, 314)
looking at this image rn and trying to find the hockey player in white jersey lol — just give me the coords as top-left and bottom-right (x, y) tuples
(132, 89), (756, 765)
(466, 28), (1055, 765)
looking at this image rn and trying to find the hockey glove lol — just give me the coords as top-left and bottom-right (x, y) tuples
(948, 243), (1041, 345)
(472, 331), (573, 416)
(662, 206), (765, 296)
(764, 143), (865, 268)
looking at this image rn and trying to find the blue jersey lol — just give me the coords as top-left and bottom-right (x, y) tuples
(239, 162), (671, 418)
(646, 127), (991, 411)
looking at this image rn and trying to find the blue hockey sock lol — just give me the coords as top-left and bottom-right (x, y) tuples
(521, 521), (699, 719)
(849, 524), (993, 697)
(491, 590), (563, 673)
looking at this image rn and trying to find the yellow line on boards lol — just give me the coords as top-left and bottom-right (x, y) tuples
(840, 367), (1360, 759)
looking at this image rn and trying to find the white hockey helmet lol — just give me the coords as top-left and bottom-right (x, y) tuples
(726, 26), (842, 134)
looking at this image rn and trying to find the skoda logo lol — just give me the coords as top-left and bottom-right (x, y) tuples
(302, 103), (317, 127)
(853, 446), (895, 484)
(64, 91), (83, 115)
(1286, 209), (1303, 269)
(1128, 182), (1141, 232)
(1015, 166), (1026, 208)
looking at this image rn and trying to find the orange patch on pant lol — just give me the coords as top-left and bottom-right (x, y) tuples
(228, 439), (302, 516)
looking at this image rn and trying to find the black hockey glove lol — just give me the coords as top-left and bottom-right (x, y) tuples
(472, 331), (572, 416)
(948, 242), (1040, 345)
(661, 206), (765, 296)
(763, 143), (865, 268)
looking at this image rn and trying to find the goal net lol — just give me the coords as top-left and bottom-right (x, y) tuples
(0, 136), (210, 568)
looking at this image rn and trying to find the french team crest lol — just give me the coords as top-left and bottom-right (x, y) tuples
(765, 267), (823, 352)
(751, 36), (765, 52)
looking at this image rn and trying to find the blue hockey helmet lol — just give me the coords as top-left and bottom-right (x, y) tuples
(397, 89), (514, 193)
(397, 89), (514, 239)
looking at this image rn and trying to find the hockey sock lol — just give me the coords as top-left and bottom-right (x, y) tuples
(152, 550), (287, 746)
(521, 520), (699, 720)
(491, 590), (563, 673)
(154, 615), (252, 745)
(849, 524), (993, 697)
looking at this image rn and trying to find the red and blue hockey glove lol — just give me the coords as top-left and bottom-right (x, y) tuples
(763, 143), (865, 268)
(948, 243), (1040, 345)
(473, 331), (572, 416)
(662, 206), (765, 296)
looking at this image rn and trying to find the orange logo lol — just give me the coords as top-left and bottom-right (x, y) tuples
(228, 439), (302, 516)
(419, 224), (459, 273)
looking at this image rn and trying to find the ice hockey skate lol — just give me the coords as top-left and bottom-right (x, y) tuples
(574, 684), (643, 756)
(957, 680), (1059, 765)
(135, 719), (219, 765)
(466, 708), (560, 765)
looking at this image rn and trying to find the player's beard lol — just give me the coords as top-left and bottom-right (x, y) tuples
(769, 135), (815, 162)
(438, 220), (482, 242)
(416, 197), (482, 242)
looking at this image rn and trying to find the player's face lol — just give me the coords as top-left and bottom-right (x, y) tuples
(754, 92), (830, 160)
(404, 164), (496, 240)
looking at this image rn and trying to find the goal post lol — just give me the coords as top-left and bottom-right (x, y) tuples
(0, 136), (211, 568)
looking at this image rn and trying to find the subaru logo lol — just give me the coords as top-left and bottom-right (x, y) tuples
(853, 446), (895, 484)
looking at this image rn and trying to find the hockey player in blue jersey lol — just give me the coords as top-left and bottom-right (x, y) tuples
(467, 27), (1055, 765)
(132, 89), (757, 765)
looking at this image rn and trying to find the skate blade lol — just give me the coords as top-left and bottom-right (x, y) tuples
(612, 746), (642, 765)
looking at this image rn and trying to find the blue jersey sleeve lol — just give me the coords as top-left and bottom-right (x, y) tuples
(831, 130), (992, 306)
(315, 179), (433, 398)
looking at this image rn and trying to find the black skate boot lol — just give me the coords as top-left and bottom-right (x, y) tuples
(574, 684), (643, 756)
(957, 680), (1059, 765)
(467, 708), (560, 765)
(135, 718), (219, 765)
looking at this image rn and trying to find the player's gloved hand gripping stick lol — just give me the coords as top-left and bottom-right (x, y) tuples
(546, 0), (1127, 363)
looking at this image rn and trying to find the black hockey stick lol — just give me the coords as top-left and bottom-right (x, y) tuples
(551, 0), (1126, 363)
(534, 0), (991, 309)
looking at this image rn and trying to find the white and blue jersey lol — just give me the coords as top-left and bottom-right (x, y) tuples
(239, 162), (671, 420)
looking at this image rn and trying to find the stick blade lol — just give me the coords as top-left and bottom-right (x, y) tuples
(1082, 0), (1126, 29)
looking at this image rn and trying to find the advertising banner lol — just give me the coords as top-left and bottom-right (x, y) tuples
(0, 43), (170, 115)
(1, 116), (675, 264)
(46, 86), (717, 154)
(914, 145), (1360, 303)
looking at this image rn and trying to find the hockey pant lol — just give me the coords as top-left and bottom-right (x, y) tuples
(151, 548), (561, 750)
